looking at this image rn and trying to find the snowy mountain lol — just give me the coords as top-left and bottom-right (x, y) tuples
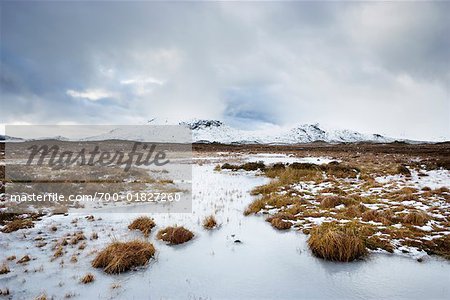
(4, 120), (402, 144)
(179, 119), (394, 144)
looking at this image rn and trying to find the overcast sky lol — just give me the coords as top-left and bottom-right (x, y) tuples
(1, 1), (449, 140)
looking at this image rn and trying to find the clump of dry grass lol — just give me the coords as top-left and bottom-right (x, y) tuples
(34, 293), (47, 300)
(80, 273), (95, 284)
(92, 240), (155, 274)
(320, 186), (348, 196)
(17, 255), (31, 264)
(361, 209), (396, 226)
(428, 235), (450, 260)
(128, 216), (156, 237)
(269, 217), (292, 230)
(308, 222), (367, 262)
(244, 201), (264, 216)
(365, 236), (394, 253)
(245, 193), (296, 216)
(402, 211), (430, 226)
(397, 165), (411, 176)
(340, 204), (367, 219)
(91, 232), (99, 240)
(53, 246), (64, 258)
(7, 255), (16, 261)
(1, 219), (34, 233)
(70, 232), (86, 245)
(319, 195), (353, 209)
(322, 163), (359, 178)
(157, 226), (194, 245)
(250, 181), (282, 196)
(203, 215), (217, 230)
(0, 264), (9, 274)
(78, 242), (87, 250)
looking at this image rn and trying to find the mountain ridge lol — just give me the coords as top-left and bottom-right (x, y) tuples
(179, 119), (396, 144)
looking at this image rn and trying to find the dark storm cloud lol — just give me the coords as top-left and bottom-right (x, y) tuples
(1, 1), (449, 140)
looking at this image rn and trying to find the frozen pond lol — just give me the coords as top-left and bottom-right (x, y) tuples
(1, 160), (449, 299)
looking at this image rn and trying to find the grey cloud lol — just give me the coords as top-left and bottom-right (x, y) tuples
(1, 1), (448, 140)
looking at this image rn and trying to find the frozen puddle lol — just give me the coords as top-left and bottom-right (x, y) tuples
(1, 162), (449, 299)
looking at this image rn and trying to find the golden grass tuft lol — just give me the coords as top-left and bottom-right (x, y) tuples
(34, 293), (47, 300)
(269, 217), (292, 230)
(323, 163), (359, 178)
(402, 211), (430, 226)
(92, 240), (155, 274)
(365, 236), (394, 253)
(243, 198), (267, 216)
(0, 264), (9, 274)
(340, 204), (367, 219)
(318, 195), (352, 208)
(428, 235), (450, 260)
(157, 226), (194, 245)
(70, 232), (86, 245)
(53, 246), (64, 258)
(128, 216), (156, 237)
(1, 219), (34, 233)
(202, 215), (217, 230)
(307, 222), (367, 262)
(80, 273), (95, 284)
(17, 255), (31, 264)
(361, 209), (396, 226)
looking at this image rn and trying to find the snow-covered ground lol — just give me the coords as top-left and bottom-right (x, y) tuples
(1, 156), (449, 299)
(376, 168), (450, 190)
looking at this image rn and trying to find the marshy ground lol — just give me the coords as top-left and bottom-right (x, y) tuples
(206, 142), (450, 261)
(0, 142), (449, 299)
